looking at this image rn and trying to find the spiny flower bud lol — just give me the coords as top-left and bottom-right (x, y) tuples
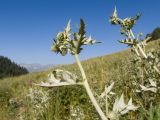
(109, 6), (119, 25)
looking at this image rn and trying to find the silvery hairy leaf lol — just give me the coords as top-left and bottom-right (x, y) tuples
(64, 20), (71, 38)
(83, 36), (100, 45)
(117, 94), (126, 112)
(140, 85), (157, 93)
(112, 94), (138, 116)
(113, 6), (118, 18)
(113, 94), (126, 114)
(125, 98), (139, 112)
(35, 69), (79, 87)
(149, 79), (157, 87)
(100, 82), (115, 98)
(109, 6), (119, 25)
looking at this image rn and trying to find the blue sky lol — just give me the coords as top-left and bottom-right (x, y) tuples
(0, 0), (160, 65)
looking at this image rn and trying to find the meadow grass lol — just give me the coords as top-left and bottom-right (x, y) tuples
(0, 39), (159, 120)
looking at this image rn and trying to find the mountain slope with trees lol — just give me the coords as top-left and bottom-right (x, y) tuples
(0, 56), (28, 79)
(146, 27), (160, 41)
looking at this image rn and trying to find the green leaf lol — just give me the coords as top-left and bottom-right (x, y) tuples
(78, 19), (86, 37)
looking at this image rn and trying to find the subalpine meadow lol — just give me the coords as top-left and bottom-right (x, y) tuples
(0, 7), (160, 120)
(0, 39), (160, 120)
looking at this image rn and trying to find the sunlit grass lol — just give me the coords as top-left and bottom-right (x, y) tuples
(0, 39), (159, 120)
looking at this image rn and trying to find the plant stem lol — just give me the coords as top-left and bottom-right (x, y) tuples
(129, 30), (160, 74)
(74, 54), (108, 120)
(133, 45), (140, 56)
(106, 95), (109, 116)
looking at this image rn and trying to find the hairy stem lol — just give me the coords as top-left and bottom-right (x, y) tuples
(129, 30), (160, 74)
(133, 45), (140, 56)
(74, 54), (108, 120)
(106, 95), (109, 116)
(128, 30), (140, 56)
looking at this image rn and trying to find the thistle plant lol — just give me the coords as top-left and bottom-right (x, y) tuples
(109, 7), (160, 86)
(109, 6), (160, 118)
(99, 82), (138, 120)
(51, 19), (98, 56)
(33, 7), (160, 120)
(37, 19), (108, 120)
(109, 94), (138, 120)
(109, 7), (160, 74)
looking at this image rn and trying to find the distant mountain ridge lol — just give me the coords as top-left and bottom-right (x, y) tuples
(20, 63), (55, 72)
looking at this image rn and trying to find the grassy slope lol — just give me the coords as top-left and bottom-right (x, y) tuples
(0, 39), (160, 120)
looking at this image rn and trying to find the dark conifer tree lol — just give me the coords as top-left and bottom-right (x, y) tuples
(0, 56), (28, 79)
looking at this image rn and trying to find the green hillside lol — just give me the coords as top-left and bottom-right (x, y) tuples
(0, 39), (160, 120)
(0, 56), (28, 79)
